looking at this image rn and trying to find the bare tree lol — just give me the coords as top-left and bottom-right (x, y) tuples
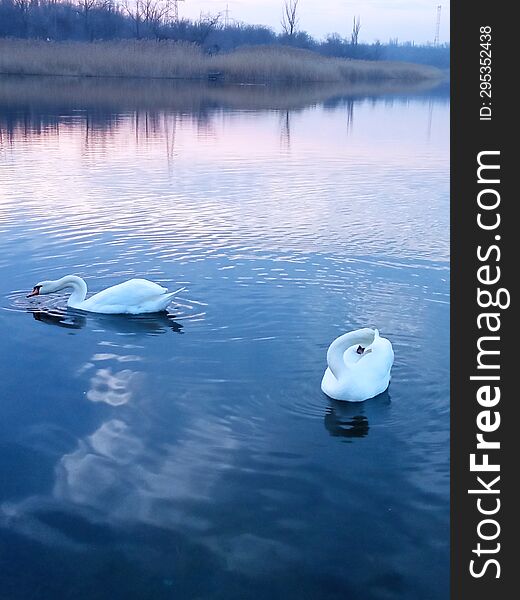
(142, 0), (170, 36)
(123, 0), (144, 38)
(77, 0), (98, 40)
(12, 0), (31, 37)
(193, 11), (221, 46)
(281, 0), (299, 38)
(124, 0), (170, 38)
(96, 0), (116, 10)
(351, 16), (361, 46)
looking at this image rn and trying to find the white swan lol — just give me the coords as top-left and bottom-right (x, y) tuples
(321, 328), (394, 402)
(27, 275), (185, 315)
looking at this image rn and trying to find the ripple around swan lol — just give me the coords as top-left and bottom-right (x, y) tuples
(3, 290), (203, 334)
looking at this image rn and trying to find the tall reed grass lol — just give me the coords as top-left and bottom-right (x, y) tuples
(0, 39), (442, 83)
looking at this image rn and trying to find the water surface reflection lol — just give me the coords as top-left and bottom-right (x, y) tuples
(0, 77), (449, 600)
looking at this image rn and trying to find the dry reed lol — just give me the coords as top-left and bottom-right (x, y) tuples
(0, 39), (442, 83)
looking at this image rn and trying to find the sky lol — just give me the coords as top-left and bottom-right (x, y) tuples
(177, 0), (450, 44)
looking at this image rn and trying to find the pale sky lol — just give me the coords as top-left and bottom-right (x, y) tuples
(178, 0), (450, 44)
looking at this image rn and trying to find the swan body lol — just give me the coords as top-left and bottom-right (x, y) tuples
(321, 328), (394, 402)
(27, 275), (185, 315)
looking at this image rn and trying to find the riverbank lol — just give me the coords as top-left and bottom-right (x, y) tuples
(0, 40), (442, 83)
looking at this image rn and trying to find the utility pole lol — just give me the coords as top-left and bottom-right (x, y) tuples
(434, 5), (441, 46)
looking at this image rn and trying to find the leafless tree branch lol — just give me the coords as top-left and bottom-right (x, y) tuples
(351, 16), (361, 46)
(281, 0), (299, 38)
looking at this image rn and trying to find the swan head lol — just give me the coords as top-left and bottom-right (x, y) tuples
(27, 276), (88, 305)
(27, 280), (54, 297)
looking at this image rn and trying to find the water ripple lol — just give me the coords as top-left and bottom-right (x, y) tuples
(0, 84), (449, 600)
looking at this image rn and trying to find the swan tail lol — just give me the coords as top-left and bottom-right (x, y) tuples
(160, 287), (186, 308)
(167, 287), (186, 297)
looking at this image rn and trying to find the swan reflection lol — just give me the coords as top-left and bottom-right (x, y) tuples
(324, 390), (391, 440)
(31, 308), (86, 329)
(29, 307), (184, 335)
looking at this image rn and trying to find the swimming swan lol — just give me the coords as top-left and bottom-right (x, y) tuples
(321, 328), (394, 402)
(27, 275), (185, 315)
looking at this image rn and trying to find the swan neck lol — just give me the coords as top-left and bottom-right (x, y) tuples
(327, 334), (353, 379)
(53, 275), (87, 306)
(326, 329), (377, 379)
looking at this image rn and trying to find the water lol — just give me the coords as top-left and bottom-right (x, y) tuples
(0, 77), (449, 600)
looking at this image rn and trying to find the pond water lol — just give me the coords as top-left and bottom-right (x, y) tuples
(0, 77), (449, 600)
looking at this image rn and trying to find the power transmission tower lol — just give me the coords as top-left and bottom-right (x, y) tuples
(171, 0), (185, 23)
(224, 3), (230, 27)
(434, 5), (441, 46)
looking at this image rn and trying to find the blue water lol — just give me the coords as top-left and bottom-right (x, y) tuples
(0, 78), (449, 599)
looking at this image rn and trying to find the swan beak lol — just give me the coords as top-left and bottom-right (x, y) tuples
(27, 287), (40, 298)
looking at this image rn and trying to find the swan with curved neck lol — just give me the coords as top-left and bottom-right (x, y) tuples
(321, 328), (394, 402)
(27, 275), (185, 315)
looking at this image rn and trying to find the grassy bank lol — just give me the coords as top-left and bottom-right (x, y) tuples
(0, 39), (442, 83)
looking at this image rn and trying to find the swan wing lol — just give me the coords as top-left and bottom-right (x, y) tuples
(80, 279), (171, 312)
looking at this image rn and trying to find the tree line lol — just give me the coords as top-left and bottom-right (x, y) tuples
(0, 0), (449, 68)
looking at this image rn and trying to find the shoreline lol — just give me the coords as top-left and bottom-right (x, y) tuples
(0, 73), (448, 115)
